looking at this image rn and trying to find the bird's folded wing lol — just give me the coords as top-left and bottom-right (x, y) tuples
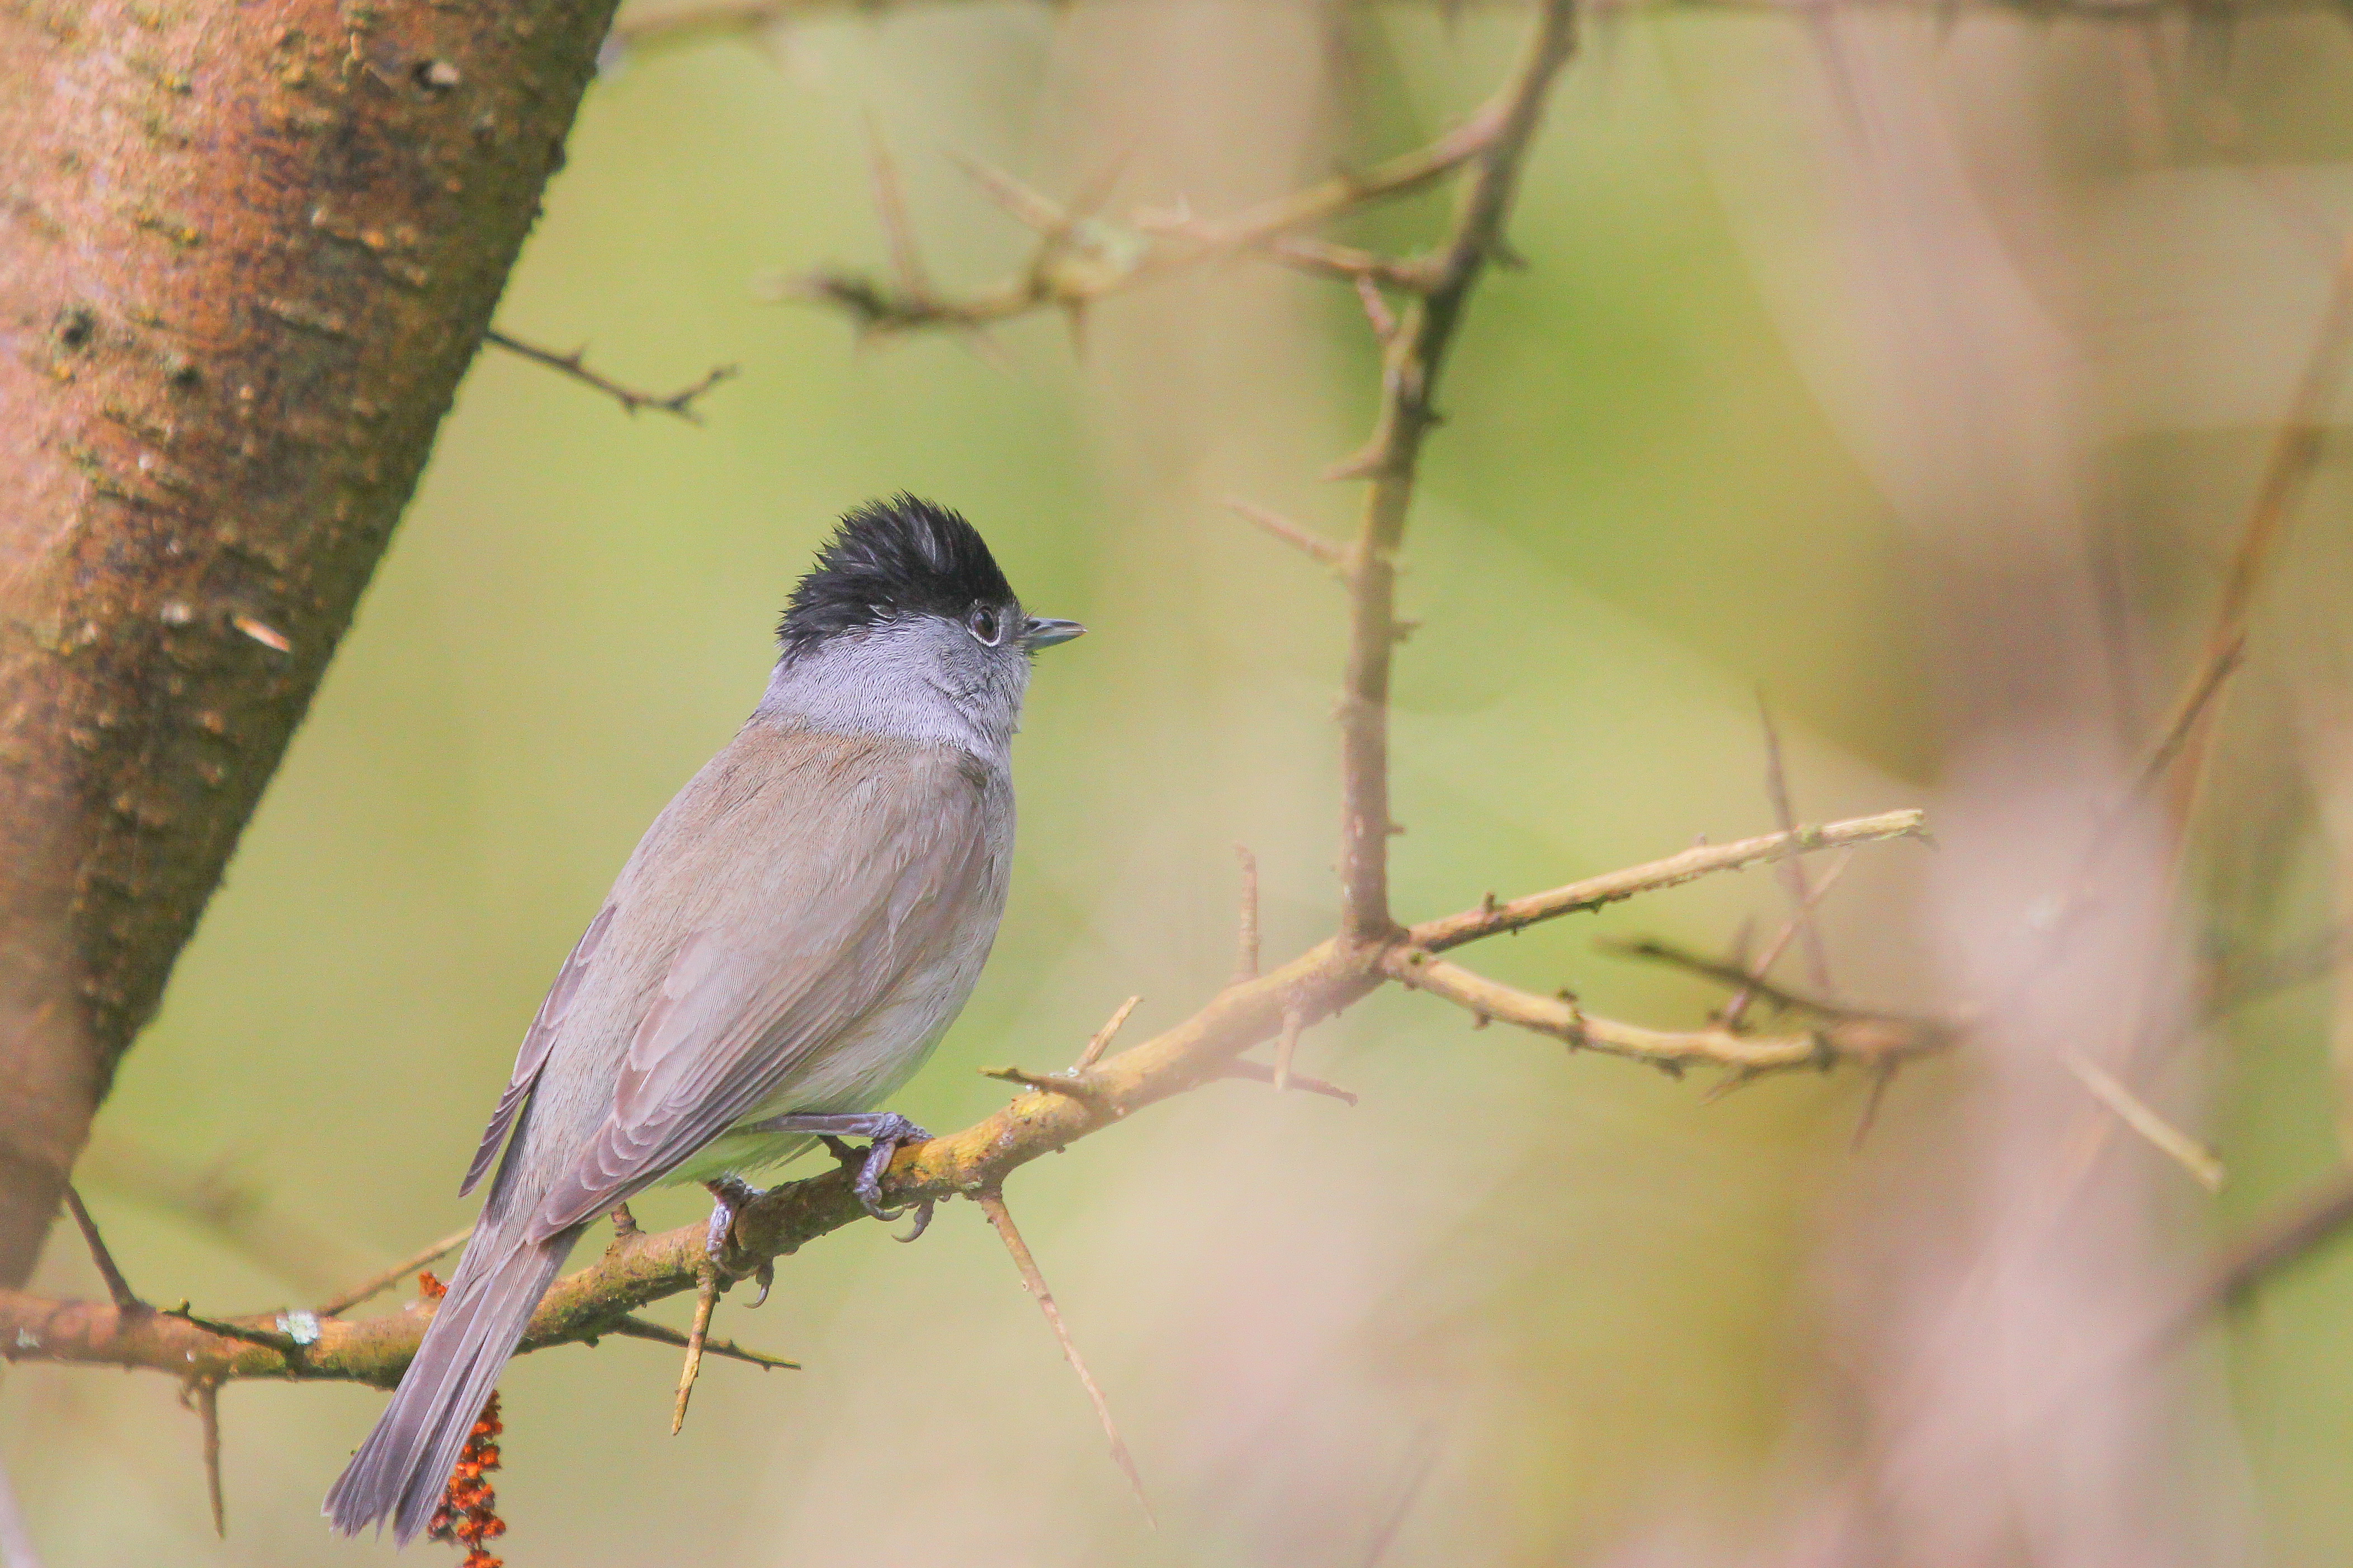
(461, 901), (617, 1198)
(524, 742), (992, 1240)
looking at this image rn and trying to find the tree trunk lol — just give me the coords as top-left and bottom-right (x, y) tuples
(0, 0), (621, 1286)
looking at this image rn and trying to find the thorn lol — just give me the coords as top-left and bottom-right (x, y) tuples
(184, 1377), (225, 1538)
(943, 148), (1069, 234)
(864, 110), (932, 297)
(1321, 440), (1388, 483)
(1234, 845), (1261, 984)
(1220, 496), (1348, 571)
(1851, 1060), (1898, 1151)
(609, 1202), (639, 1238)
(607, 1314), (798, 1371)
(671, 1261), (721, 1436)
(1391, 619), (1421, 643)
(1273, 1003), (1305, 1093)
(63, 1186), (142, 1311)
(1072, 994), (1144, 1072)
(975, 1188), (1154, 1527)
(1213, 1059), (1358, 1105)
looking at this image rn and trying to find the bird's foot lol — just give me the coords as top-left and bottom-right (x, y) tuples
(738, 1112), (937, 1242)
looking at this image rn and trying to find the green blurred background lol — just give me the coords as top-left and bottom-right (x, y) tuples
(16, 3), (2353, 1564)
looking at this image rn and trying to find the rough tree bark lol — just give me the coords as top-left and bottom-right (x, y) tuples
(0, 0), (622, 1287)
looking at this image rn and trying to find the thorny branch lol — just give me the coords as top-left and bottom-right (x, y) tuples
(7, 0), (1940, 1522)
(788, 45), (1547, 340)
(485, 329), (739, 423)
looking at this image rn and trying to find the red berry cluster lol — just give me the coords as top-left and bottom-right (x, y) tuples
(417, 1272), (507, 1568)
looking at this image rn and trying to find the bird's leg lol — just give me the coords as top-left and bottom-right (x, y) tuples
(702, 1176), (761, 1265)
(696, 1176), (781, 1308)
(737, 1111), (936, 1240)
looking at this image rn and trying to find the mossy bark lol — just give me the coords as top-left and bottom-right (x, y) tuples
(0, 0), (622, 1285)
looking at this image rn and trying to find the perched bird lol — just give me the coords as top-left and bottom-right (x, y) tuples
(325, 496), (1084, 1543)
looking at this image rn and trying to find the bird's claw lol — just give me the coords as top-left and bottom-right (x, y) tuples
(736, 1111), (935, 1239)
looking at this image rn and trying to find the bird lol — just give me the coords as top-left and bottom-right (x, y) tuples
(324, 495), (1084, 1543)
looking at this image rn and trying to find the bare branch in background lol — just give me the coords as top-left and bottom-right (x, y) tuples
(485, 330), (739, 423)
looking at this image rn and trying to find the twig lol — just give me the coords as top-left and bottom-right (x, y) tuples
(1604, 937), (1856, 1020)
(670, 1262), (721, 1434)
(2061, 1050), (2226, 1192)
(159, 1303), (303, 1357)
(973, 1188), (1152, 1526)
(606, 1314), (798, 1370)
(1723, 850), (1854, 1031)
(62, 1187), (140, 1311)
(1387, 948), (1945, 1074)
(1411, 809), (1927, 952)
(1072, 994), (1143, 1072)
(1756, 694), (1833, 992)
(792, 37), (1552, 339)
(1334, 0), (1580, 948)
(1223, 498), (1349, 572)
(315, 1228), (473, 1319)
(2162, 230), (2353, 826)
(1213, 1059), (1358, 1105)
(484, 329), (738, 423)
(1234, 846), (1262, 983)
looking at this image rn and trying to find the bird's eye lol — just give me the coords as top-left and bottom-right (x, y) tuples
(967, 606), (1003, 646)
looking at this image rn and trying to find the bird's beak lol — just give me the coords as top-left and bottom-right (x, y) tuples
(1022, 616), (1086, 651)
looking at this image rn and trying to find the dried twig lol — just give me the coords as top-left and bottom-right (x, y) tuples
(2062, 1050), (2226, 1192)
(485, 329), (738, 423)
(315, 1228), (473, 1319)
(670, 1262), (722, 1435)
(1074, 994), (1143, 1072)
(974, 1189), (1151, 1524)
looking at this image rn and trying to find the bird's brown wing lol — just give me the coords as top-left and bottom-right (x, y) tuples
(459, 900), (617, 1197)
(523, 735), (994, 1242)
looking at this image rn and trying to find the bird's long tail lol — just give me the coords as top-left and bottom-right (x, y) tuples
(323, 1228), (576, 1543)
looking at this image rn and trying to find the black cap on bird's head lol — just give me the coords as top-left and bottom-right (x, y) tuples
(779, 495), (1084, 658)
